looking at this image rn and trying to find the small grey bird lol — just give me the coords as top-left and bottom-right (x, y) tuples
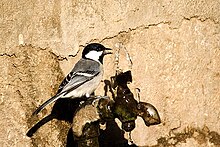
(32, 43), (112, 115)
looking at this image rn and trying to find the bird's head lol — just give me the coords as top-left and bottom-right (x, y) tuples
(82, 43), (112, 63)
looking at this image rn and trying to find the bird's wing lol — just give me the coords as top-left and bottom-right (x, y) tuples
(32, 70), (100, 115)
(57, 70), (98, 94)
(32, 59), (101, 115)
(61, 70), (100, 95)
(57, 58), (101, 93)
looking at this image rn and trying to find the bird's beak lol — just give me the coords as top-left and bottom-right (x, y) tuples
(103, 48), (112, 55)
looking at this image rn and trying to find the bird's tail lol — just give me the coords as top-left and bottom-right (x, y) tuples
(27, 114), (55, 137)
(32, 95), (60, 115)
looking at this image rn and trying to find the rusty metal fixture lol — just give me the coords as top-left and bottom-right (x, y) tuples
(71, 70), (161, 146)
(111, 70), (161, 131)
(136, 102), (161, 126)
(112, 71), (137, 132)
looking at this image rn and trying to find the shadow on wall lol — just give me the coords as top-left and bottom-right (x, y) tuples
(27, 89), (137, 147)
(67, 120), (137, 147)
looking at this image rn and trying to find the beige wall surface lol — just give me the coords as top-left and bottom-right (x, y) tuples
(0, 0), (219, 146)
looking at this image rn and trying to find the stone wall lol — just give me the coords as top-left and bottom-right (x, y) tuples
(0, 0), (219, 146)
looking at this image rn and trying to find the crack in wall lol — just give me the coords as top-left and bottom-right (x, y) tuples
(0, 44), (71, 62)
(84, 21), (172, 45)
(182, 15), (219, 24)
(0, 53), (16, 57)
(98, 22), (159, 43)
(49, 51), (68, 61)
(85, 16), (219, 44)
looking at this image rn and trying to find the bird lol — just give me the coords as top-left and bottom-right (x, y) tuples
(32, 43), (112, 115)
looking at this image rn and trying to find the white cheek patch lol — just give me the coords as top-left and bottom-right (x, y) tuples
(85, 50), (103, 62)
